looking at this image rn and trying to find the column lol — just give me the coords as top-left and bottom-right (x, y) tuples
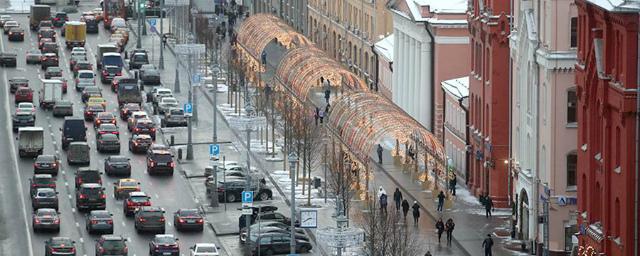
(392, 29), (400, 103)
(400, 32), (408, 110)
(420, 41), (430, 127)
(408, 38), (416, 117)
(402, 34), (410, 112)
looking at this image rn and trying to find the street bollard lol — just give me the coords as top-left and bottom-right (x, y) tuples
(178, 148), (183, 160)
(170, 135), (175, 146)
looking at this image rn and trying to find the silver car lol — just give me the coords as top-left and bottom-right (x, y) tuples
(26, 49), (42, 64)
(32, 188), (59, 211)
(76, 70), (96, 85)
(32, 208), (60, 232)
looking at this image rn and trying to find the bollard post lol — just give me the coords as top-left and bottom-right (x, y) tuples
(178, 148), (183, 160)
(170, 135), (175, 146)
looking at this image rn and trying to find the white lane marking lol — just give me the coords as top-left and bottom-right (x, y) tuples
(68, 195), (72, 199)
(75, 222), (80, 227)
(121, 221), (126, 226)
(72, 208), (76, 213)
(154, 193), (159, 198)
(167, 222), (172, 226)
(64, 182), (68, 187)
(79, 237), (84, 243)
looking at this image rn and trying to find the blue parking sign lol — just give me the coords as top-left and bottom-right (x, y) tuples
(242, 191), (253, 203)
(184, 103), (193, 116)
(209, 144), (220, 158)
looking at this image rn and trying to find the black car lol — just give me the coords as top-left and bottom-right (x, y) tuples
(41, 53), (59, 69)
(123, 191), (151, 216)
(85, 17), (99, 33)
(0, 52), (17, 67)
(241, 226), (309, 244)
(95, 235), (128, 256)
(32, 187), (59, 211)
(161, 108), (187, 127)
(61, 117), (87, 150)
(218, 178), (272, 203)
(129, 52), (149, 69)
(12, 112), (35, 131)
(173, 208), (204, 231)
(34, 155), (60, 175)
(75, 167), (102, 189)
(8, 77), (28, 93)
(8, 27), (24, 41)
(246, 233), (312, 256)
(41, 42), (59, 56)
(129, 134), (152, 153)
(86, 210), (114, 234)
(76, 183), (106, 211)
(30, 174), (56, 196)
(45, 67), (63, 79)
(44, 237), (76, 256)
(237, 206), (281, 230)
(100, 65), (122, 83)
(53, 12), (68, 27)
(97, 133), (121, 153)
(104, 155), (131, 176)
(134, 206), (166, 233)
(38, 28), (56, 40)
(146, 149), (174, 175)
(149, 234), (179, 256)
(140, 66), (160, 85)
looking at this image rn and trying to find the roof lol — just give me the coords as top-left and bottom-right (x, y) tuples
(18, 127), (44, 132)
(441, 76), (469, 100)
(587, 0), (640, 12)
(374, 34), (394, 61)
(413, 0), (468, 13)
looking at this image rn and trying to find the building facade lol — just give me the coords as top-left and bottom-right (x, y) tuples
(389, 0), (469, 134)
(254, 0), (308, 33)
(373, 33), (394, 99)
(307, 0), (394, 87)
(442, 77), (469, 181)
(575, 0), (639, 255)
(509, 0), (578, 254)
(468, 0), (511, 207)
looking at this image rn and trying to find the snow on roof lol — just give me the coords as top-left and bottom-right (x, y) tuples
(413, 0), (468, 14)
(587, 0), (640, 12)
(441, 76), (469, 100)
(398, 0), (468, 24)
(374, 34), (394, 61)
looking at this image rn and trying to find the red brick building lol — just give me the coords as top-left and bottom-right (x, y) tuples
(574, 1), (639, 255)
(467, 0), (511, 207)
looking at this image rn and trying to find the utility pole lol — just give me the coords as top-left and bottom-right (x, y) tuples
(159, 0), (165, 69)
(136, 0), (143, 48)
(175, 43), (204, 160)
(289, 152), (298, 255)
(191, 8), (199, 122)
(543, 183), (550, 256)
(186, 52), (194, 160)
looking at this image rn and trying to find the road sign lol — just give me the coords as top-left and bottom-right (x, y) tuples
(209, 144), (220, 158)
(242, 208), (253, 215)
(184, 103), (193, 116)
(150, 26), (157, 33)
(242, 191), (253, 203)
(191, 74), (201, 85)
(147, 18), (157, 26)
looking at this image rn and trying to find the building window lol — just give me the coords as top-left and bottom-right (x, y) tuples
(564, 224), (578, 251)
(570, 17), (578, 48)
(566, 152), (577, 187)
(567, 88), (577, 125)
(614, 198), (620, 236)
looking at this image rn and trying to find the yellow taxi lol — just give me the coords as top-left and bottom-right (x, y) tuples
(112, 178), (140, 199)
(86, 97), (107, 108)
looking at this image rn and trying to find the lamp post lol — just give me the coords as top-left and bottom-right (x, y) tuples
(323, 126), (328, 203)
(175, 43), (205, 160)
(288, 152), (299, 255)
(159, 0), (165, 69)
(136, 0), (143, 48)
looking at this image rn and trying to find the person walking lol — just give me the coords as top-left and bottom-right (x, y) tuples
(162, 34), (167, 48)
(318, 110), (325, 124)
(261, 51), (267, 66)
(325, 103), (330, 114)
(424, 252), (432, 256)
(445, 218), (455, 246)
(401, 199), (410, 220)
(324, 88), (331, 103)
(485, 195), (493, 218)
(437, 191), (446, 212)
(379, 192), (388, 215)
(393, 188), (402, 211)
(314, 107), (320, 126)
(482, 234), (494, 256)
(435, 218), (445, 243)
(411, 201), (420, 226)
(449, 173), (457, 196)
(377, 144), (384, 164)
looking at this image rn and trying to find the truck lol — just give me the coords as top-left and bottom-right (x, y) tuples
(64, 21), (87, 49)
(96, 44), (119, 69)
(39, 79), (64, 109)
(30, 5), (51, 31)
(18, 127), (44, 158)
(116, 79), (142, 106)
(103, 0), (126, 29)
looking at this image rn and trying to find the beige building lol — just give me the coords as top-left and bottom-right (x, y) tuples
(307, 0), (394, 87)
(253, 0), (308, 33)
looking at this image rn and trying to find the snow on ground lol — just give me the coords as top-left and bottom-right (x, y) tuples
(454, 186), (481, 206)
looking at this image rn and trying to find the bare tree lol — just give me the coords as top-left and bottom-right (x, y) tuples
(327, 148), (358, 218)
(357, 199), (421, 256)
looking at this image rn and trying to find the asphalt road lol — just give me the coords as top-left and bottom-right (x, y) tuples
(0, 4), (227, 256)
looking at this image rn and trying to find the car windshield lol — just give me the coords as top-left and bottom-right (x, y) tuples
(77, 63), (91, 69)
(80, 187), (102, 196)
(170, 109), (184, 115)
(196, 246), (217, 253)
(100, 134), (118, 141)
(88, 106), (105, 111)
(106, 66), (120, 73)
(34, 177), (54, 185)
(162, 98), (177, 104)
(102, 240), (125, 249)
(79, 171), (100, 180)
(37, 190), (56, 197)
(179, 209), (199, 217)
(154, 236), (176, 244)
(120, 181), (137, 187)
(130, 196), (148, 202)
(15, 114), (33, 120)
(79, 73), (93, 78)
(92, 211), (111, 218)
(153, 154), (172, 162)
(37, 209), (57, 217)
(84, 87), (100, 93)
(133, 54), (147, 61)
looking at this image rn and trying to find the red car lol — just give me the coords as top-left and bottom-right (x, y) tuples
(84, 104), (105, 121)
(123, 191), (151, 216)
(15, 87), (33, 104)
(120, 103), (141, 120)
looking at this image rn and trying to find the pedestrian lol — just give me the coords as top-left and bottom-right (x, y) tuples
(424, 251), (432, 256)
(377, 186), (386, 199)
(324, 88), (331, 103)
(318, 110), (325, 123)
(445, 218), (455, 246)
(435, 218), (445, 243)
(261, 51), (267, 65)
(482, 234), (494, 256)
(437, 190), (446, 212)
(379, 192), (388, 215)
(162, 34), (167, 48)
(325, 103), (330, 114)
(412, 201), (420, 226)
(377, 144), (383, 164)
(401, 199), (410, 219)
(320, 76), (324, 85)
(485, 195), (493, 218)
(393, 188), (402, 211)
(449, 173), (457, 196)
(314, 107), (320, 126)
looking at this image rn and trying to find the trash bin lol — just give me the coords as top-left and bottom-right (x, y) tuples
(177, 148), (183, 160)
(313, 177), (321, 189)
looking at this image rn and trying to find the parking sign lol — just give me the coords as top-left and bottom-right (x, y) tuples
(184, 103), (193, 116)
(242, 191), (253, 204)
(209, 144), (220, 158)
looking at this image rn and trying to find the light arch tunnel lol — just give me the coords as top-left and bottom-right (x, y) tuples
(234, 14), (448, 196)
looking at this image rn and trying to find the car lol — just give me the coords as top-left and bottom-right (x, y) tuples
(76, 81), (95, 92)
(95, 235), (128, 256)
(31, 187), (59, 210)
(217, 178), (272, 203)
(0, 15), (12, 27)
(38, 27), (55, 40)
(53, 100), (74, 117)
(129, 52), (149, 70)
(96, 123), (119, 138)
(76, 183), (107, 211)
(131, 118), (156, 140)
(41, 53), (59, 69)
(97, 133), (121, 153)
(38, 20), (53, 30)
(34, 154), (60, 175)
(29, 174), (56, 196)
(119, 103), (141, 120)
(87, 97), (107, 108)
(84, 103), (105, 121)
(49, 77), (68, 93)
(52, 12), (68, 27)
(101, 65), (122, 83)
(246, 233), (312, 255)
(44, 67), (63, 79)
(112, 178), (140, 199)
(104, 155), (131, 176)
(123, 191), (151, 216)
(156, 97), (179, 115)
(134, 206), (166, 233)
(0, 52), (17, 67)
(110, 75), (131, 92)
(82, 86), (102, 102)
(25, 49), (42, 64)
(73, 60), (93, 76)
(129, 134), (153, 153)
(110, 33), (126, 47)
(2, 20), (18, 34)
(85, 210), (114, 234)
(149, 234), (180, 256)
(8, 27), (24, 41)
(44, 237), (76, 255)
(67, 142), (91, 165)
(12, 111), (36, 131)
(33, 208), (60, 232)
(61, 117), (87, 150)
(93, 8), (104, 21)
(240, 226), (309, 244)
(114, 28), (129, 44)
(8, 77), (28, 93)
(174, 209), (204, 232)
(147, 149), (174, 175)
(14, 87), (33, 104)
(94, 112), (116, 127)
(127, 111), (149, 130)
(84, 16), (100, 33)
(148, 87), (173, 104)
(81, 11), (95, 20)
(161, 108), (188, 127)
(140, 66), (161, 85)
(38, 37), (53, 50)
(75, 167), (102, 189)
(76, 70), (96, 86)
(41, 42), (59, 56)
(17, 102), (36, 113)
(189, 243), (220, 256)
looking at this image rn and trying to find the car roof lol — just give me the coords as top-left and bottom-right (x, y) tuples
(104, 52), (121, 57)
(36, 187), (55, 193)
(34, 174), (53, 179)
(118, 178), (137, 183)
(80, 183), (102, 188)
(129, 191), (147, 197)
(99, 133), (118, 140)
(132, 134), (152, 139)
(108, 155), (128, 160)
(101, 235), (124, 241)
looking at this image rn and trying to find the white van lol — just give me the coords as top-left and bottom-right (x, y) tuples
(110, 18), (126, 33)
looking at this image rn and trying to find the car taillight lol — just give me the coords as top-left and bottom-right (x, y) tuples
(100, 194), (107, 199)
(178, 218), (185, 223)
(85, 111), (90, 115)
(107, 219), (113, 224)
(79, 194), (86, 199)
(149, 161), (155, 167)
(197, 218), (204, 223)
(53, 219), (60, 224)
(138, 217), (146, 222)
(116, 72), (122, 76)
(52, 163), (57, 167)
(170, 162), (175, 168)
(20, 32), (23, 35)
(91, 220), (98, 224)
(34, 218), (41, 224)
(150, 128), (156, 132)
(123, 247), (128, 253)
(33, 163), (38, 168)
(159, 217), (165, 222)
(134, 128), (140, 132)
(70, 247), (76, 253)
(126, 200), (134, 206)
(98, 247), (104, 253)
(143, 201), (151, 206)
(102, 70), (108, 75)
(99, 131), (106, 134)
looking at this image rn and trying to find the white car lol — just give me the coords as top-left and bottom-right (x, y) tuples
(151, 88), (173, 103)
(190, 243), (220, 256)
(157, 97), (178, 115)
(16, 102), (36, 114)
(76, 70), (96, 85)
(71, 47), (86, 55)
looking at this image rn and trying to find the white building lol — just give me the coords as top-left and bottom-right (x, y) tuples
(442, 76), (469, 180)
(374, 34), (394, 100)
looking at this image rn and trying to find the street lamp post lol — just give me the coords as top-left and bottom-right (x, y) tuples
(159, 0), (165, 69)
(288, 152), (299, 255)
(136, 0), (143, 48)
(175, 43), (205, 160)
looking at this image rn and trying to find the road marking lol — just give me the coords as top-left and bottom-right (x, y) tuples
(154, 193), (159, 198)
(167, 222), (172, 226)
(79, 237), (84, 243)
(72, 208), (76, 213)
(68, 195), (72, 199)
(75, 222), (80, 227)
(64, 182), (69, 187)
(122, 221), (126, 226)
